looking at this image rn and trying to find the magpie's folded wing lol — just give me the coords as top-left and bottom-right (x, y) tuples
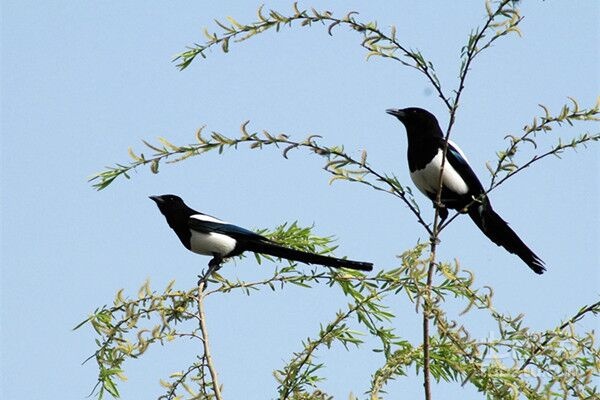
(188, 218), (266, 241)
(445, 139), (485, 194)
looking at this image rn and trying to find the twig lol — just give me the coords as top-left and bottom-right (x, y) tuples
(279, 286), (393, 398)
(518, 300), (600, 372)
(161, 362), (204, 400)
(451, 0), (516, 116)
(300, 141), (432, 234)
(489, 134), (600, 192)
(197, 277), (223, 399)
(175, 6), (452, 109)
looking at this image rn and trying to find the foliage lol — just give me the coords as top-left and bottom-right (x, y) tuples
(80, 1), (599, 399)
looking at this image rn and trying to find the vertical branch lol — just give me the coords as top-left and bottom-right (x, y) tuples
(422, 209), (441, 400)
(197, 280), (223, 400)
(421, 265), (435, 400)
(422, 135), (447, 398)
(421, 2), (517, 398)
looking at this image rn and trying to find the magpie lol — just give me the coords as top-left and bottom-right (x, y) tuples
(149, 194), (373, 272)
(386, 107), (546, 274)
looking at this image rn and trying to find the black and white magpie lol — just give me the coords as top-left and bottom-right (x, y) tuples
(149, 194), (373, 272)
(386, 107), (546, 274)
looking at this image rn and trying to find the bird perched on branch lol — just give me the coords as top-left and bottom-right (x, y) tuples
(149, 194), (373, 272)
(386, 107), (545, 274)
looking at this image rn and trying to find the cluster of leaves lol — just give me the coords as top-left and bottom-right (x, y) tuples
(75, 281), (198, 398)
(82, 0), (599, 399)
(77, 223), (345, 398)
(78, 238), (600, 399)
(488, 97), (600, 191)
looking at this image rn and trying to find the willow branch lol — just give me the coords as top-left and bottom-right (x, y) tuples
(197, 280), (223, 400)
(421, 2), (520, 398)
(490, 132), (600, 192)
(91, 126), (431, 233)
(518, 300), (600, 372)
(175, 5), (451, 108)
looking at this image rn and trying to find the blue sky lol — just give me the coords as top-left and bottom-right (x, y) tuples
(1, 1), (598, 399)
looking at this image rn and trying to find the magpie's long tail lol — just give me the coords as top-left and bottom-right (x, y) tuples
(245, 240), (373, 271)
(468, 202), (545, 274)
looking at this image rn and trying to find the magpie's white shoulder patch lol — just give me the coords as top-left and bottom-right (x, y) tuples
(410, 148), (469, 197)
(190, 214), (228, 224)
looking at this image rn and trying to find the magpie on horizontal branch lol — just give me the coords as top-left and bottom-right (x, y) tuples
(149, 194), (373, 272)
(386, 107), (546, 274)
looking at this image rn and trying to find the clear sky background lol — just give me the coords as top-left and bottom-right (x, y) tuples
(1, 1), (599, 399)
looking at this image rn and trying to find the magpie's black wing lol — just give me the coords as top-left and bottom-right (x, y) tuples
(438, 141), (545, 273)
(442, 139), (485, 196)
(188, 218), (267, 241)
(189, 217), (373, 271)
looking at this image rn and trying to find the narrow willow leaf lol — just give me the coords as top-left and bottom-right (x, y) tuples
(127, 148), (142, 162)
(159, 379), (172, 389)
(226, 16), (243, 29)
(202, 28), (214, 41)
(150, 159), (159, 174)
(506, 26), (522, 37)
(240, 120), (251, 137)
(158, 137), (181, 152)
(485, 0), (493, 17)
(567, 96), (580, 113)
(214, 19), (231, 32)
(366, 50), (381, 60)
(282, 144), (298, 159)
(539, 103), (551, 121)
(256, 5), (266, 22)
(328, 21), (340, 36)
(142, 140), (164, 153)
(103, 377), (120, 397)
(221, 37), (229, 53)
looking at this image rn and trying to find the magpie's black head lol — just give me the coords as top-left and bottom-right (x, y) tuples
(386, 107), (443, 138)
(149, 194), (196, 223)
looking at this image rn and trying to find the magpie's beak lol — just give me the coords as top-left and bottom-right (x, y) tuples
(386, 108), (405, 118)
(149, 195), (164, 204)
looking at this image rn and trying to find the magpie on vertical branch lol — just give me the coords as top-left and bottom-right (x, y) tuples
(149, 194), (374, 272)
(386, 107), (546, 274)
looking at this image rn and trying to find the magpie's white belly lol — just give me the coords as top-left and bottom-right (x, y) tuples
(410, 149), (469, 197)
(189, 231), (237, 256)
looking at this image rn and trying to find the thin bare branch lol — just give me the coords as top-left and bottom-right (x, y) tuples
(197, 280), (223, 400)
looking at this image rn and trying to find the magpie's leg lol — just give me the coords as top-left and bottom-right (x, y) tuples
(197, 254), (223, 286)
(208, 254), (223, 270)
(432, 202), (449, 225)
(438, 207), (449, 225)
